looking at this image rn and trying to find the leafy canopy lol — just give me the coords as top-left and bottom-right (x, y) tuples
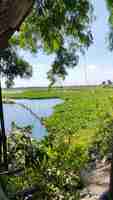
(0, 47), (32, 88)
(105, 0), (113, 50)
(11, 0), (93, 84)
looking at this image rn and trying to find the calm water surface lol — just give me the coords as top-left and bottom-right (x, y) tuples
(3, 99), (63, 139)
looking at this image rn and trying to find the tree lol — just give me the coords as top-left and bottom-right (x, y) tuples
(0, 46), (32, 169)
(107, 80), (112, 85)
(102, 81), (106, 85)
(11, 0), (93, 83)
(102, 1), (113, 198)
(0, 0), (94, 198)
(105, 0), (113, 51)
(0, 47), (32, 88)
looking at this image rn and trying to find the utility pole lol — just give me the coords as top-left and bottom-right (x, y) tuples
(83, 55), (88, 85)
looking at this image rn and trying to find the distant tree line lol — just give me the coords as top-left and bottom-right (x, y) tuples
(102, 80), (113, 85)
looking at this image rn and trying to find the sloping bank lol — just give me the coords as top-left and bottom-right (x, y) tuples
(3, 87), (113, 199)
(42, 87), (113, 198)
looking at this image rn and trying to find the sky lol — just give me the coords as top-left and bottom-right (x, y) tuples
(3, 0), (113, 87)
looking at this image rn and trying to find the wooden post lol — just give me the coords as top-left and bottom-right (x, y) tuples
(0, 80), (7, 169)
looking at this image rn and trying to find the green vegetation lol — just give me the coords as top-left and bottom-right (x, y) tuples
(43, 87), (113, 154)
(1, 0), (113, 198)
(2, 86), (113, 199)
(4, 86), (113, 151)
(3, 88), (61, 99)
(11, 0), (93, 82)
(0, 47), (32, 88)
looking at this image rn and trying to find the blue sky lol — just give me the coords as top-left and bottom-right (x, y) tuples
(4, 0), (113, 87)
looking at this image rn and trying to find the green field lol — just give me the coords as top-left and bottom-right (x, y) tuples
(3, 86), (113, 199)
(3, 86), (113, 154)
(4, 86), (113, 147)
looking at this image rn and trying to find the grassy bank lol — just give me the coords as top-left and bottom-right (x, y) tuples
(4, 86), (113, 149)
(44, 87), (113, 147)
(3, 88), (61, 99)
(3, 86), (113, 199)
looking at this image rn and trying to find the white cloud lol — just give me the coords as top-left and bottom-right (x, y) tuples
(87, 65), (97, 70)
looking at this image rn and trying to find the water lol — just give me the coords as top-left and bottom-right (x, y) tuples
(3, 98), (63, 139)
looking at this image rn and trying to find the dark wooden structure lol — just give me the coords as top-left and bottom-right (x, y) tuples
(0, 0), (33, 167)
(0, 0), (33, 48)
(0, 1), (34, 198)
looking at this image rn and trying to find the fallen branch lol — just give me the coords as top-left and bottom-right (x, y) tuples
(0, 167), (24, 176)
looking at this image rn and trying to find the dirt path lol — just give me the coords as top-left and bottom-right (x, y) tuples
(80, 161), (110, 200)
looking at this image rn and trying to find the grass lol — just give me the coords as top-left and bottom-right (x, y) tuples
(3, 88), (61, 99)
(4, 86), (113, 198)
(3, 86), (113, 150)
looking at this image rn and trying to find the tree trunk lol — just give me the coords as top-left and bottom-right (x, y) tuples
(0, 81), (7, 169)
